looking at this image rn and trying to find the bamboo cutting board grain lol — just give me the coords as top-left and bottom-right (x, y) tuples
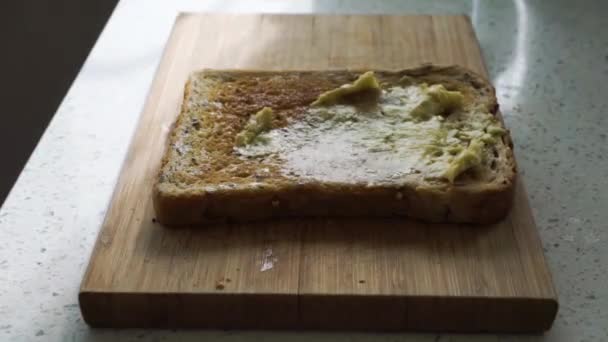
(79, 14), (558, 332)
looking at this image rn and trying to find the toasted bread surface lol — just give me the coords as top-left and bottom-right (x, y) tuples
(154, 65), (516, 224)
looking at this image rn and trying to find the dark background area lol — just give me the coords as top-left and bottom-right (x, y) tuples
(0, 0), (118, 206)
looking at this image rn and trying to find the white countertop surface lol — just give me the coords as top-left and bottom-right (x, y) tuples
(1, 0), (607, 341)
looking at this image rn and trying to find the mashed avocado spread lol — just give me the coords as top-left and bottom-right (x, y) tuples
(234, 107), (274, 147)
(410, 84), (464, 120)
(443, 138), (485, 183)
(235, 72), (505, 183)
(311, 71), (380, 106)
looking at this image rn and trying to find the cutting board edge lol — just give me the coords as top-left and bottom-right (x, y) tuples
(79, 290), (558, 332)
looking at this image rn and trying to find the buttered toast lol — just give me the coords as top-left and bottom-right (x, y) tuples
(154, 65), (516, 225)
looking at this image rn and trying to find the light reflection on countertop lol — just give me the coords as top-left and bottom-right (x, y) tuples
(490, 0), (530, 115)
(0, 0), (607, 341)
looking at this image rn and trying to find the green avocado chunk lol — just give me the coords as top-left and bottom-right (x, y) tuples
(443, 138), (485, 182)
(312, 71), (380, 106)
(235, 107), (274, 147)
(410, 84), (464, 120)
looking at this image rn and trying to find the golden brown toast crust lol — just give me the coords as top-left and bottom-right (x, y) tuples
(154, 65), (516, 225)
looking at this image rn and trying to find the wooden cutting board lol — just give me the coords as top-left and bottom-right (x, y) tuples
(79, 14), (558, 332)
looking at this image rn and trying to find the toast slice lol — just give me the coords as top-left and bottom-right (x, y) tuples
(154, 65), (516, 225)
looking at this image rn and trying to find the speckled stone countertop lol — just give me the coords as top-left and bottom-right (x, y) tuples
(1, 0), (606, 341)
